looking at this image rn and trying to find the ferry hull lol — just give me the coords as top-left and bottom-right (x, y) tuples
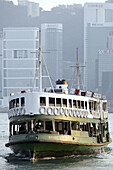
(6, 140), (111, 159)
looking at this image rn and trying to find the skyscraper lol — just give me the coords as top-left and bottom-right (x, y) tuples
(41, 24), (63, 87)
(18, 0), (39, 17)
(0, 32), (3, 99)
(3, 27), (39, 99)
(84, 2), (113, 91)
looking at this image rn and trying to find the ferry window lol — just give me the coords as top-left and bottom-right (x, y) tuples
(55, 122), (63, 134)
(73, 122), (80, 130)
(77, 100), (80, 108)
(89, 102), (91, 110)
(73, 100), (76, 108)
(10, 99), (15, 109)
(72, 122), (78, 130)
(35, 120), (44, 132)
(46, 121), (53, 131)
(63, 99), (67, 107)
(55, 122), (63, 131)
(85, 101), (87, 110)
(40, 97), (46, 106)
(19, 122), (26, 134)
(94, 101), (97, 111)
(81, 101), (84, 109)
(9, 101), (11, 109)
(49, 97), (55, 106)
(80, 123), (86, 131)
(56, 98), (61, 107)
(69, 99), (72, 108)
(105, 122), (108, 130)
(16, 98), (19, 107)
(91, 102), (94, 110)
(21, 97), (25, 107)
(103, 102), (107, 111)
(13, 99), (15, 108)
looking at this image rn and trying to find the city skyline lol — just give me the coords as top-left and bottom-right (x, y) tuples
(12, 0), (106, 10)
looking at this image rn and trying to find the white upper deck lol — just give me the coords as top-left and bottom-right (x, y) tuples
(8, 89), (108, 120)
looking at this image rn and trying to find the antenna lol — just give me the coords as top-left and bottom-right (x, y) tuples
(33, 30), (42, 91)
(70, 48), (85, 91)
(39, 30), (42, 92)
(76, 48), (80, 89)
(33, 30), (54, 92)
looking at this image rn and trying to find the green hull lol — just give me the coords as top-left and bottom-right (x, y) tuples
(6, 115), (112, 159)
(6, 136), (111, 159)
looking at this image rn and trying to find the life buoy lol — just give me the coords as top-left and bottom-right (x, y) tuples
(84, 111), (87, 118)
(24, 109), (26, 115)
(54, 108), (59, 115)
(14, 109), (16, 116)
(64, 109), (68, 116)
(80, 111), (83, 117)
(12, 109), (15, 117)
(17, 109), (19, 115)
(61, 108), (65, 115)
(70, 110), (73, 117)
(47, 107), (53, 115)
(77, 110), (80, 117)
(16, 109), (18, 116)
(21, 108), (24, 115)
(73, 110), (76, 117)
(20, 108), (22, 115)
(59, 108), (62, 115)
(67, 109), (73, 117)
(39, 107), (46, 114)
(17, 109), (19, 116)
(86, 111), (88, 117)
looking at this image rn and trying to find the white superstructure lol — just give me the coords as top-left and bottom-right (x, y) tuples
(8, 85), (108, 121)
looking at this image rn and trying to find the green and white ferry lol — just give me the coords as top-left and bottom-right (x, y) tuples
(5, 41), (112, 159)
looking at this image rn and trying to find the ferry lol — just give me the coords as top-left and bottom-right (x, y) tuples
(5, 37), (112, 159)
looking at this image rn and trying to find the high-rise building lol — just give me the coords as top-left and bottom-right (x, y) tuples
(27, 2), (39, 17)
(18, 0), (39, 17)
(0, 32), (3, 99)
(98, 47), (113, 111)
(18, 0), (28, 6)
(41, 24), (63, 87)
(3, 27), (39, 99)
(98, 49), (113, 91)
(84, 2), (113, 91)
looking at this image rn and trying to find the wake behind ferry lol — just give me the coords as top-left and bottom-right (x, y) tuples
(5, 35), (112, 159)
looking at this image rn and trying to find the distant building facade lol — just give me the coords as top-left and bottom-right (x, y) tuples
(0, 32), (3, 99)
(3, 27), (39, 99)
(97, 49), (113, 111)
(84, 2), (113, 91)
(18, 0), (28, 6)
(98, 49), (113, 91)
(41, 23), (63, 87)
(18, 0), (39, 17)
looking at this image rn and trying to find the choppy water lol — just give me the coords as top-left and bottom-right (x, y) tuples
(0, 113), (113, 170)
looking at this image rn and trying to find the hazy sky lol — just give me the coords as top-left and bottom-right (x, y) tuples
(13, 0), (106, 10)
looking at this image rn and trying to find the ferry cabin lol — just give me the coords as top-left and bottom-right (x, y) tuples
(8, 90), (109, 144)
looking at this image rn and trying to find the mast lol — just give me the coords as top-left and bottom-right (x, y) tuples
(76, 48), (80, 89)
(39, 30), (42, 92)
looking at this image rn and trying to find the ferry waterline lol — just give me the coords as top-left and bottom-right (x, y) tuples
(5, 35), (112, 159)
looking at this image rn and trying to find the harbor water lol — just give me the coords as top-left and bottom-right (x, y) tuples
(0, 113), (113, 170)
